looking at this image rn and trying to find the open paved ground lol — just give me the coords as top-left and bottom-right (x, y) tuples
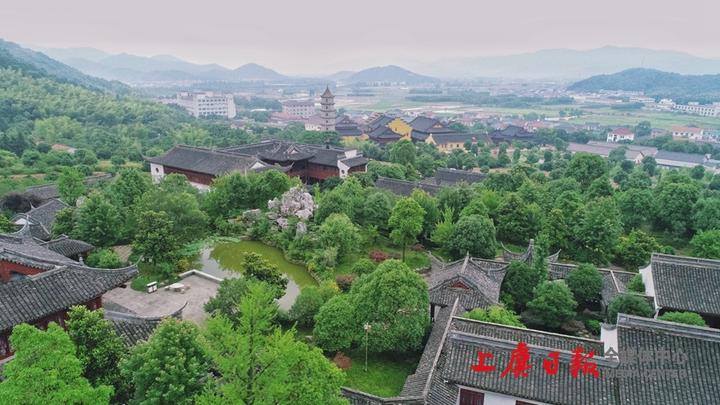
(103, 274), (219, 324)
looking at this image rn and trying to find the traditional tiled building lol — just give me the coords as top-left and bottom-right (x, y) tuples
(0, 249), (137, 360)
(488, 125), (536, 145)
(147, 140), (368, 188)
(640, 253), (720, 327)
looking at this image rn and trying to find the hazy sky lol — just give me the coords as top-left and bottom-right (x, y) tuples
(2, 0), (719, 75)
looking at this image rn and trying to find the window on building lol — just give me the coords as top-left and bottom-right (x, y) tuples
(459, 388), (484, 405)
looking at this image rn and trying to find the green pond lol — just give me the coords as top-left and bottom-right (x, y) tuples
(196, 240), (317, 310)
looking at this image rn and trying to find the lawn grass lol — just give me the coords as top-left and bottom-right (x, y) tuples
(341, 349), (421, 397)
(335, 235), (431, 274)
(130, 262), (179, 291)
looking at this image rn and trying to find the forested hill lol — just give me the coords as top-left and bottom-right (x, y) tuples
(568, 68), (720, 103)
(0, 39), (127, 93)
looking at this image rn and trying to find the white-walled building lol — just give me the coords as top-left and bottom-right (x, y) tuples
(671, 126), (704, 141)
(281, 100), (315, 118)
(162, 92), (237, 118)
(606, 127), (635, 142)
(673, 102), (720, 117)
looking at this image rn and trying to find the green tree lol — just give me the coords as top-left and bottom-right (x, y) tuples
(411, 189), (440, 240)
(243, 252), (288, 295)
(574, 197), (623, 265)
(133, 210), (179, 264)
(313, 294), (357, 352)
(315, 190), (352, 224)
(446, 215), (497, 259)
(607, 294), (654, 324)
(642, 156), (657, 176)
(495, 193), (542, 244)
(586, 175), (613, 198)
(351, 258), (377, 276)
(136, 182), (207, 244)
(388, 139), (416, 166)
(690, 165), (705, 180)
(526, 281), (577, 328)
(501, 261), (546, 313)
(74, 192), (122, 247)
(690, 230), (720, 259)
(58, 167), (85, 206)
(0, 214), (15, 233)
(52, 207), (75, 237)
(388, 197), (425, 261)
(566, 153), (607, 189)
(627, 274), (645, 294)
(460, 197), (489, 218)
(85, 248), (123, 269)
(617, 188), (655, 230)
(0, 323), (112, 404)
(351, 260), (430, 353)
(565, 264), (603, 306)
(615, 230), (659, 270)
(658, 311), (707, 327)
(121, 319), (210, 405)
(692, 198), (720, 232)
(318, 213), (360, 260)
(67, 306), (129, 402)
(109, 168), (151, 207)
(201, 283), (345, 405)
(288, 285), (335, 327)
(361, 191), (393, 230)
(431, 207), (455, 248)
(464, 305), (525, 328)
(654, 179), (700, 235)
(204, 278), (250, 324)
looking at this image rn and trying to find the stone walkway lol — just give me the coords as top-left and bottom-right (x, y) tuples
(103, 274), (220, 324)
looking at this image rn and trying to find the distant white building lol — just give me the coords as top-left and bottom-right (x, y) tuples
(304, 87), (337, 132)
(673, 102), (720, 117)
(671, 126), (704, 141)
(606, 127), (635, 142)
(282, 100), (315, 118)
(162, 92), (237, 118)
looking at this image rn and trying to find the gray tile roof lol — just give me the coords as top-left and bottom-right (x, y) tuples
(549, 262), (639, 308)
(340, 156), (369, 167)
(374, 176), (441, 196)
(12, 198), (68, 241)
(0, 264), (137, 333)
(400, 299), (460, 398)
(367, 126), (401, 141)
(39, 235), (94, 258)
(0, 231), (77, 265)
(430, 168), (486, 186)
(21, 174), (112, 203)
(429, 255), (507, 310)
(429, 133), (481, 144)
(106, 303), (185, 346)
(650, 253), (720, 316)
(501, 240), (560, 265)
(655, 150), (707, 165)
(147, 145), (268, 176)
(221, 140), (362, 168)
(615, 314), (720, 404)
(436, 330), (618, 405)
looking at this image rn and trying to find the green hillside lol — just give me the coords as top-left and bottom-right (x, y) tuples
(0, 39), (128, 93)
(569, 68), (720, 103)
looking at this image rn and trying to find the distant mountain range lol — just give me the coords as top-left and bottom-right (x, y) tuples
(39, 46), (441, 86)
(568, 68), (720, 102)
(41, 47), (288, 84)
(343, 65), (439, 85)
(0, 40), (127, 92)
(414, 46), (720, 80)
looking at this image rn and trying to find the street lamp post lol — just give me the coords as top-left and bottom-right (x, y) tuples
(363, 323), (371, 372)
